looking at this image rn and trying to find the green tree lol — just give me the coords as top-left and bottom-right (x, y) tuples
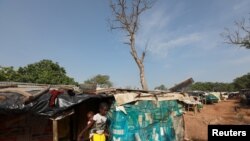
(84, 74), (112, 88)
(213, 82), (235, 92)
(0, 66), (20, 81)
(154, 84), (168, 91)
(17, 59), (77, 85)
(191, 82), (212, 91)
(191, 82), (235, 92)
(233, 73), (250, 90)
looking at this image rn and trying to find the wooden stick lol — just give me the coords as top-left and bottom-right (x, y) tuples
(0, 88), (32, 97)
(53, 120), (59, 141)
(24, 86), (50, 104)
(0, 84), (17, 89)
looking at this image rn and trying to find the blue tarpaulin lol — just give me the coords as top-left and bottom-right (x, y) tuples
(107, 100), (184, 141)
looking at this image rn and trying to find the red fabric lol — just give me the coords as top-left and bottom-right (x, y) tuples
(49, 90), (64, 107)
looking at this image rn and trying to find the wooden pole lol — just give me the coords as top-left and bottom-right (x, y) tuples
(52, 120), (58, 141)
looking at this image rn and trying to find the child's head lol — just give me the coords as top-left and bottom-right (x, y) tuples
(99, 102), (109, 116)
(87, 111), (94, 120)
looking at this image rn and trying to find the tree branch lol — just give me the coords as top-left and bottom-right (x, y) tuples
(237, 19), (250, 34)
(141, 40), (149, 63)
(222, 17), (250, 49)
(109, 0), (155, 90)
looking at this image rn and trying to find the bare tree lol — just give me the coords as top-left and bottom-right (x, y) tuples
(109, 0), (156, 90)
(222, 17), (250, 49)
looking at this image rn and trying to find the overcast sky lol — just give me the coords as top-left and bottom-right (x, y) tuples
(0, 0), (250, 89)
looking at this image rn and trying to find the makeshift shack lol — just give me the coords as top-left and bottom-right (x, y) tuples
(107, 92), (185, 141)
(209, 92), (221, 102)
(0, 82), (185, 141)
(0, 84), (113, 141)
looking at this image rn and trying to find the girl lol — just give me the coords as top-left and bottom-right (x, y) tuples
(78, 103), (109, 141)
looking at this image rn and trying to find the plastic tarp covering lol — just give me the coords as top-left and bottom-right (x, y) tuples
(107, 100), (184, 141)
(209, 92), (221, 101)
(0, 91), (112, 117)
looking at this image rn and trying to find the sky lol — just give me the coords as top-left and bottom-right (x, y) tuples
(0, 0), (250, 90)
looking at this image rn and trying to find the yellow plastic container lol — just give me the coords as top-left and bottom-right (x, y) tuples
(91, 133), (106, 141)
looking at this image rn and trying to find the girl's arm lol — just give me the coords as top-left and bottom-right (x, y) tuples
(104, 120), (110, 137)
(77, 120), (95, 141)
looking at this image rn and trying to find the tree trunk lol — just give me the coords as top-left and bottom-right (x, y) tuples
(139, 63), (148, 90)
(130, 34), (149, 90)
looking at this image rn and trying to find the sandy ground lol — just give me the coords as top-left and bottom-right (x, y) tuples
(183, 99), (250, 141)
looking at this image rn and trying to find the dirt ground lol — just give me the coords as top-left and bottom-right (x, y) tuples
(183, 99), (250, 141)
